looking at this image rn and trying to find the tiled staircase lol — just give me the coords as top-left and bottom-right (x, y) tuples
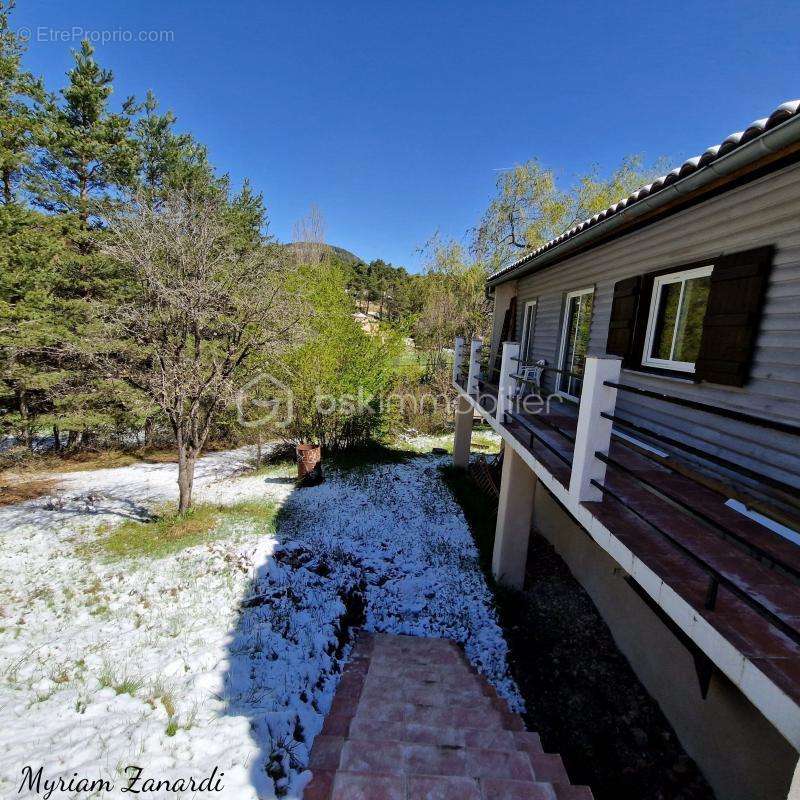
(305, 631), (593, 800)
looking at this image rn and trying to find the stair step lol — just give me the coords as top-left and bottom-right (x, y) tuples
(513, 731), (545, 755)
(527, 753), (570, 784)
(339, 739), (535, 781)
(358, 684), (498, 709)
(478, 779), (559, 799)
(306, 633), (594, 799)
(349, 719), (525, 751)
(329, 771), (405, 800)
(307, 771), (564, 800)
(553, 785), (594, 800)
(353, 701), (512, 730)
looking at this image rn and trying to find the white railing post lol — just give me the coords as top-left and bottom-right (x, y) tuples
(466, 337), (483, 396)
(569, 355), (622, 502)
(497, 341), (520, 424)
(452, 336), (465, 386)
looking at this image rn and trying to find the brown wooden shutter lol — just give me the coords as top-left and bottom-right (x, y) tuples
(695, 245), (774, 387)
(606, 276), (642, 367)
(490, 296), (517, 382)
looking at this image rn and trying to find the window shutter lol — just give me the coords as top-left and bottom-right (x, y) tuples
(490, 295), (517, 382)
(606, 276), (642, 367)
(695, 245), (774, 387)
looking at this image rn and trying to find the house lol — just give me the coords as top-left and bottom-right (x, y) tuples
(353, 311), (380, 335)
(452, 99), (800, 800)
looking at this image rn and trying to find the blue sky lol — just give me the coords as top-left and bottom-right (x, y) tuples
(15, 1), (800, 271)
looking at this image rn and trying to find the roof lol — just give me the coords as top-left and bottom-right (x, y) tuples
(488, 99), (800, 286)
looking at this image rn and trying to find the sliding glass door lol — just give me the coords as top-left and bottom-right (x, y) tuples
(520, 300), (537, 362)
(557, 288), (594, 399)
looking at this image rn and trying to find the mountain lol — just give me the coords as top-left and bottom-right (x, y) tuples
(282, 242), (364, 266)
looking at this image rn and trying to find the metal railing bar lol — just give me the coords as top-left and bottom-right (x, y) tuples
(505, 411), (571, 466)
(516, 363), (585, 381)
(513, 406), (576, 442)
(589, 478), (800, 646)
(595, 450), (800, 583)
(600, 411), (800, 500)
(604, 381), (800, 437)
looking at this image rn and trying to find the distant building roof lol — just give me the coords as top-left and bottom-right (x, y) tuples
(488, 99), (800, 286)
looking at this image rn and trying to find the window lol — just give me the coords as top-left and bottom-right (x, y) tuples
(642, 265), (713, 373)
(520, 300), (537, 362)
(557, 288), (594, 399)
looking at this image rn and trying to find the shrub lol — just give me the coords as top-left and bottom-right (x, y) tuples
(253, 261), (401, 451)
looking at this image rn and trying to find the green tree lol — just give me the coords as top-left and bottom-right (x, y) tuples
(0, 0), (45, 204)
(473, 155), (663, 271)
(415, 235), (491, 373)
(266, 258), (401, 451)
(127, 89), (215, 193)
(99, 187), (300, 511)
(31, 40), (136, 227)
(23, 41), (144, 447)
(0, 205), (67, 446)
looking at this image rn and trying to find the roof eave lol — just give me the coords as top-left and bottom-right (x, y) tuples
(487, 110), (800, 288)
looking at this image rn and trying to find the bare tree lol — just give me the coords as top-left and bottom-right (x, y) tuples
(100, 187), (302, 511)
(291, 204), (327, 265)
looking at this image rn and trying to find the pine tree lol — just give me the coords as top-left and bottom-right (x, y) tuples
(24, 41), (140, 447)
(127, 89), (216, 193)
(31, 40), (135, 228)
(0, 204), (67, 446)
(0, 0), (45, 205)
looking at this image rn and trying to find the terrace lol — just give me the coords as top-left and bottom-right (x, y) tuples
(451, 335), (800, 752)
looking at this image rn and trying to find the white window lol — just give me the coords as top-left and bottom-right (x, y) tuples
(556, 288), (594, 400)
(642, 265), (713, 373)
(520, 300), (537, 362)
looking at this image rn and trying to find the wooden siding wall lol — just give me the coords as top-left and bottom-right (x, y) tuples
(511, 161), (800, 490)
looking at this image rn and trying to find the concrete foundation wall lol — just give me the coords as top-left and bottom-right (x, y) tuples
(531, 482), (799, 800)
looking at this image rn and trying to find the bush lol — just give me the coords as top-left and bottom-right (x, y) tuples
(386, 365), (456, 435)
(254, 260), (402, 452)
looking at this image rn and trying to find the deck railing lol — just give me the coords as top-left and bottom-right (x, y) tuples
(457, 336), (800, 649)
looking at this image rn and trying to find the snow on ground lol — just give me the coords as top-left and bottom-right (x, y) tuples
(397, 428), (502, 454)
(0, 447), (520, 799)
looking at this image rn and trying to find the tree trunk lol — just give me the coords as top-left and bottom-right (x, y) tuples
(18, 390), (32, 449)
(177, 447), (196, 513)
(143, 416), (154, 448)
(256, 435), (262, 467)
(2, 168), (12, 204)
(52, 425), (61, 453)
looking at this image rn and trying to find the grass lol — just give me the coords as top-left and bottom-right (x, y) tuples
(398, 425), (500, 456)
(98, 665), (144, 697)
(0, 439), (235, 479)
(82, 499), (279, 561)
(327, 441), (415, 474)
(0, 448), (177, 484)
(439, 464), (498, 574)
(0, 476), (58, 506)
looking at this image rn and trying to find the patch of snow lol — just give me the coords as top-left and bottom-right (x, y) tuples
(0, 449), (520, 799)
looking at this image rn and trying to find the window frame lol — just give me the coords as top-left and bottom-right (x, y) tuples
(641, 264), (714, 373)
(520, 299), (538, 363)
(556, 287), (595, 401)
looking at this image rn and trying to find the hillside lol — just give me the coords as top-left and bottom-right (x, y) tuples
(282, 241), (363, 266)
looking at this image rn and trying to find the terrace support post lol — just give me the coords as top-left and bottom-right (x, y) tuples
(466, 337), (483, 397)
(569, 355), (622, 502)
(492, 444), (537, 589)
(497, 341), (520, 425)
(453, 393), (473, 469)
(452, 336), (465, 386)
